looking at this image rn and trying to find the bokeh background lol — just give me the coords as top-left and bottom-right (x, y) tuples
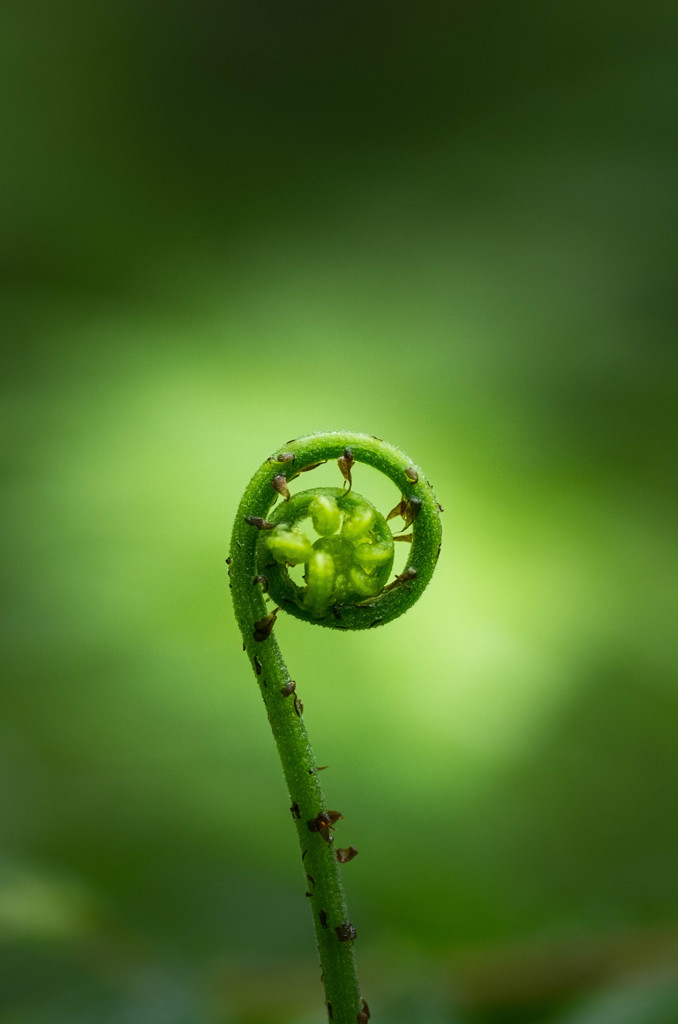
(2, 2), (677, 1022)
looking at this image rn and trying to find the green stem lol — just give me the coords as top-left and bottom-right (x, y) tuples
(229, 432), (442, 1023)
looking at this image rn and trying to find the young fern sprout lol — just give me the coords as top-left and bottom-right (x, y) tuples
(228, 432), (443, 1024)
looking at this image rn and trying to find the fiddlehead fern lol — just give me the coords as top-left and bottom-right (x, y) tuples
(228, 432), (442, 1023)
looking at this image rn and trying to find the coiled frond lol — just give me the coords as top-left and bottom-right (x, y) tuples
(228, 432), (442, 1024)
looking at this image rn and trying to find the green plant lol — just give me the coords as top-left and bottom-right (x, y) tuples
(228, 432), (443, 1023)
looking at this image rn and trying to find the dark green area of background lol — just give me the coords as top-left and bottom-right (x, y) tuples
(2, 2), (677, 1022)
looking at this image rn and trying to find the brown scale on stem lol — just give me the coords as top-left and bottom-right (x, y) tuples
(408, 498), (422, 522)
(271, 474), (291, 501)
(308, 810), (343, 842)
(337, 448), (354, 491)
(357, 998), (371, 1023)
(289, 460), (327, 481)
(335, 846), (358, 863)
(335, 921), (357, 943)
(386, 495), (422, 530)
(245, 515), (276, 530)
(381, 566), (417, 594)
(386, 498), (406, 522)
(253, 607), (279, 641)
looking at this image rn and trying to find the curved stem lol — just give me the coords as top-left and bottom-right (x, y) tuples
(229, 432), (443, 1024)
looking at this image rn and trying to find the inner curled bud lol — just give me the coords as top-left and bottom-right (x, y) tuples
(305, 549), (335, 617)
(266, 527), (313, 565)
(257, 488), (395, 619)
(309, 494), (341, 536)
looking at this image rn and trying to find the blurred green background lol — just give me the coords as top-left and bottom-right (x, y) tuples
(2, 2), (677, 1022)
